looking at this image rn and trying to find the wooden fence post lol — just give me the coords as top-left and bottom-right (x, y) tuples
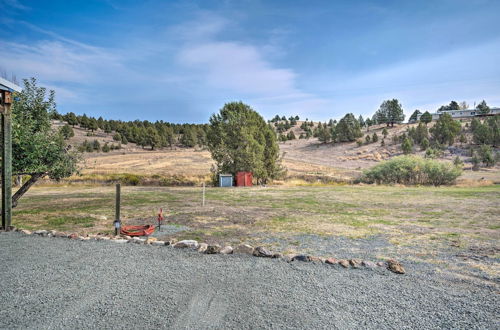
(114, 183), (121, 235)
(1, 91), (12, 230)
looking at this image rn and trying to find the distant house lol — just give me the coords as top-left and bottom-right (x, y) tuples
(414, 107), (500, 122)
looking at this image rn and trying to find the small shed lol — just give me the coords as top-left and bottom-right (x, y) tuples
(218, 174), (233, 187)
(236, 172), (253, 187)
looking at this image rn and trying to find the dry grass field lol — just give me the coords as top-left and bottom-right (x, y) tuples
(57, 120), (499, 185)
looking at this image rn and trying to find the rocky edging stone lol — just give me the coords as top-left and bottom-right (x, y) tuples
(10, 227), (406, 274)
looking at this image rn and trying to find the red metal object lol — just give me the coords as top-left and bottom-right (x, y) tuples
(157, 208), (164, 223)
(120, 225), (155, 236)
(236, 172), (253, 187)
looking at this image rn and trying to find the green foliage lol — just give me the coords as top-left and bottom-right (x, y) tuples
(408, 123), (429, 145)
(425, 147), (442, 159)
(476, 100), (490, 115)
(471, 116), (499, 146)
(372, 132), (379, 143)
(453, 156), (463, 167)
(437, 101), (459, 112)
(362, 156), (462, 185)
(207, 102), (284, 183)
(420, 111), (432, 124)
(12, 78), (80, 204)
(102, 143), (110, 153)
(430, 113), (461, 145)
(374, 99), (405, 126)
(402, 137), (413, 154)
(409, 110), (421, 122)
(420, 137), (429, 150)
(336, 113), (363, 142)
(382, 128), (388, 138)
(356, 140), (363, 147)
(92, 139), (100, 152)
(317, 123), (332, 143)
(59, 124), (74, 140)
(113, 133), (122, 141)
(478, 145), (496, 167)
(365, 134), (371, 144)
(87, 118), (98, 132)
(65, 112), (78, 127)
(471, 152), (480, 170)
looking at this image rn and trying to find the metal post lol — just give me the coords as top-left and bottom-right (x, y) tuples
(115, 183), (121, 235)
(1, 91), (12, 231)
(202, 182), (205, 207)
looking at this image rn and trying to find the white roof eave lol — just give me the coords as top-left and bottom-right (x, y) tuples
(0, 77), (22, 92)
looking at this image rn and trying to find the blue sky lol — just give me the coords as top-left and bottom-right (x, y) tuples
(1, 0), (499, 123)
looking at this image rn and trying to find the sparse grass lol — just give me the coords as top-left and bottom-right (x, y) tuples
(12, 184), (499, 247)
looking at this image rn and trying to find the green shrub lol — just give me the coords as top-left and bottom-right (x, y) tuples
(402, 137), (413, 154)
(102, 143), (110, 153)
(478, 145), (496, 167)
(425, 147), (442, 159)
(362, 156), (462, 185)
(420, 137), (429, 150)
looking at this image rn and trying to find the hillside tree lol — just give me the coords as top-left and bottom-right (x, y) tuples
(430, 113), (461, 145)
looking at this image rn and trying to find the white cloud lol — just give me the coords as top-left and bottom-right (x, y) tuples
(179, 41), (297, 95)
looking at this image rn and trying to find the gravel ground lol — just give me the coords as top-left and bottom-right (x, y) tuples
(1, 232), (498, 329)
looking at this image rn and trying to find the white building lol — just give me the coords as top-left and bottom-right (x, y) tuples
(415, 107), (500, 122)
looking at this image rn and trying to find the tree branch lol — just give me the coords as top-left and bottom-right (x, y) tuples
(12, 172), (47, 208)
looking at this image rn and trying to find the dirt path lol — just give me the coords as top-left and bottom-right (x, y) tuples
(1, 232), (498, 329)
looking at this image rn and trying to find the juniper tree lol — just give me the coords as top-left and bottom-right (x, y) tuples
(207, 102), (284, 184)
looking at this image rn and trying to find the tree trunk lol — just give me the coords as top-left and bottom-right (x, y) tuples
(12, 172), (46, 208)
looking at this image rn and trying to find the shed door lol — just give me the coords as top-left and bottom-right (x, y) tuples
(220, 176), (232, 187)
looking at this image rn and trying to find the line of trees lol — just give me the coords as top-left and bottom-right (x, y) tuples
(53, 111), (209, 150)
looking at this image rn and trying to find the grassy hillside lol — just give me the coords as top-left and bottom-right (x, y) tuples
(51, 119), (500, 185)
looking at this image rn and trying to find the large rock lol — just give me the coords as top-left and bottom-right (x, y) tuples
(174, 240), (199, 249)
(112, 239), (128, 244)
(146, 237), (158, 244)
(20, 229), (32, 235)
(131, 237), (146, 244)
(253, 246), (273, 258)
(292, 255), (311, 262)
(387, 259), (406, 274)
(197, 243), (208, 253)
(362, 260), (376, 268)
(234, 244), (254, 254)
(152, 241), (166, 246)
(349, 259), (362, 268)
(309, 256), (323, 263)
(220, 246), (233, 254)
(205, 244), (222, 254)
(338, 259), (350, 268)
(325, 258), (338, 265)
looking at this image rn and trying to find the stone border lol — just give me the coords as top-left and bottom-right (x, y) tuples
(6, 228), (406, 274)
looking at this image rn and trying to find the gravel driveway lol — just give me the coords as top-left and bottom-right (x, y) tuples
(0, 232), (498, 329)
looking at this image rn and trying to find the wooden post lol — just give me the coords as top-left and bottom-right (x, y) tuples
(202, 182), (205, 207)
(1, 91), (12, 230)
(115, 183), (121, 235)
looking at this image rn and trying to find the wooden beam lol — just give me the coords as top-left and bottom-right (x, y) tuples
(1, 91), (12, 230)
